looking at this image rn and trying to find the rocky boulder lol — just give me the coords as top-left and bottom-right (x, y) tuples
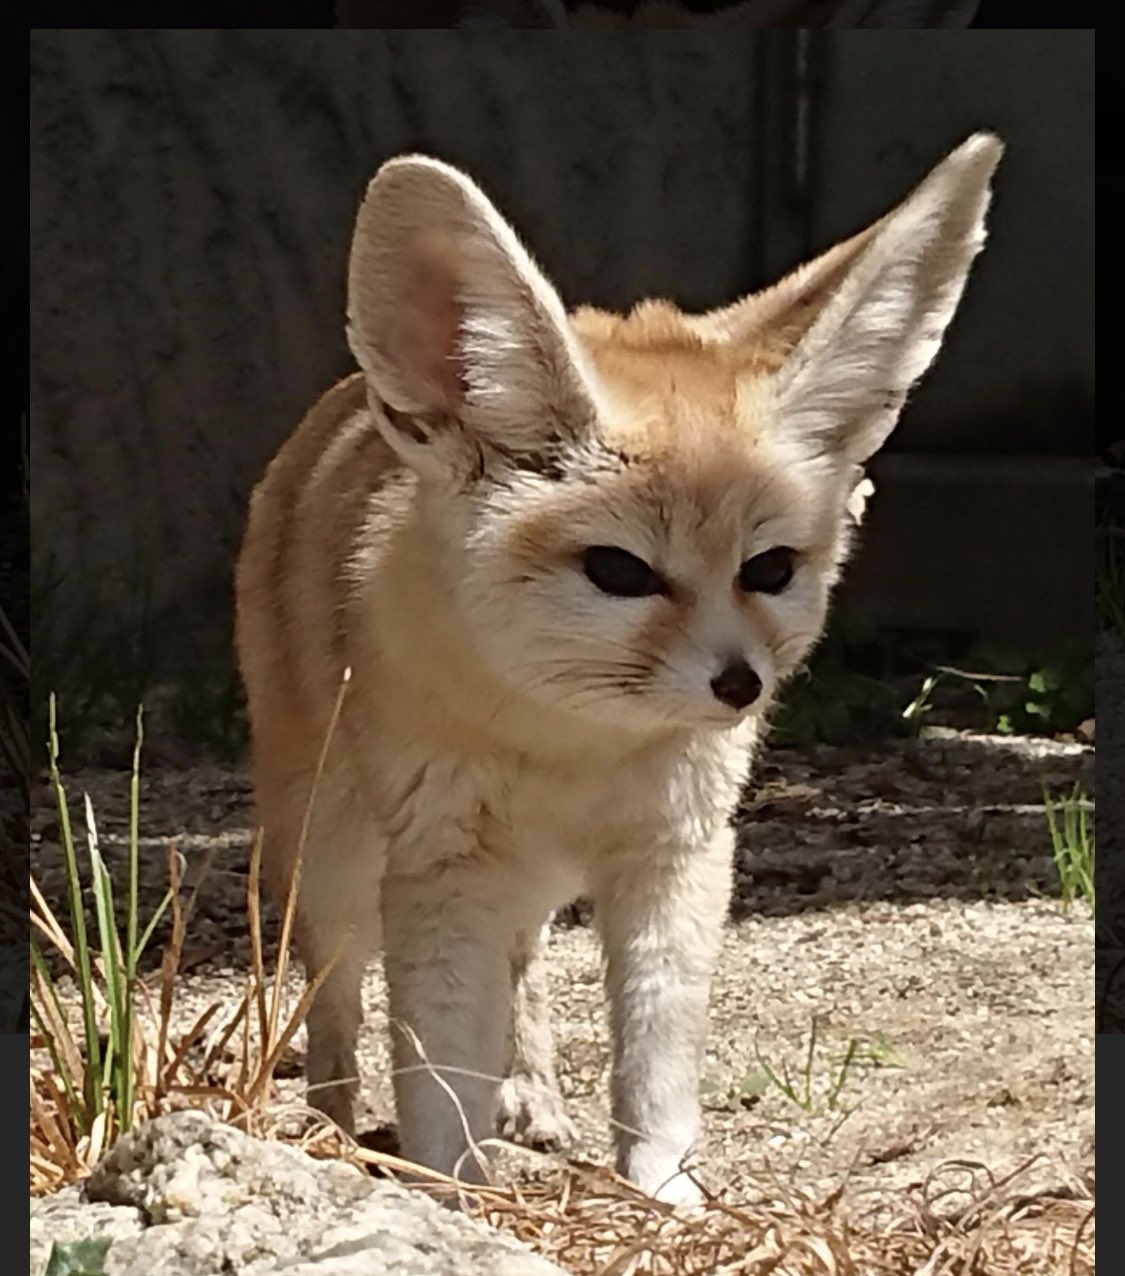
(29, 1111), (567, 1275)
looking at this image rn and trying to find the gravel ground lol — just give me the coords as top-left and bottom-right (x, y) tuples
(32, 728), (1094, 1205)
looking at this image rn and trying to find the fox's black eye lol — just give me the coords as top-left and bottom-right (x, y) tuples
(739, 547), (796, 594)
(582, 546), (665, 598)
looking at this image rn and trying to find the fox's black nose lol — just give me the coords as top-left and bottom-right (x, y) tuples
(710, 659), (762, 711)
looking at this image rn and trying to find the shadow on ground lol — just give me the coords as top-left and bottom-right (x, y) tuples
(30, 729), (1091, 979)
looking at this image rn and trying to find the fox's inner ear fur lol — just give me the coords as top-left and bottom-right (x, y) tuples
(707, 133), (1003, 467)
(346, 154), (598, 474)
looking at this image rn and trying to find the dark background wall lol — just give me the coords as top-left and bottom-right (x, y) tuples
(30, 30), (1093, 708)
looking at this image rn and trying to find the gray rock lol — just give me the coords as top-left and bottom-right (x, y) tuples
(30, 1111), (566, 1275)
(29, 1194), (145, 1275)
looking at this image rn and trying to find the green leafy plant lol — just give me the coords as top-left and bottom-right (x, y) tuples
(45, 1238), (111, 1276)
(997, 660), (1093, 736)
(772, 622), (1094, 747)
(932, 644), (1093, 738)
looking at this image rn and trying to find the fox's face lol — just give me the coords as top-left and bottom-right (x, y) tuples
(440, 325), (860, 732)
(345, 139), (1001, 733)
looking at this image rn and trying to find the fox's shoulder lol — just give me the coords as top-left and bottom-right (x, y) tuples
(250, 372), (384, 504)
(235, 371), (416, 710)
(244, 370), (413, 541)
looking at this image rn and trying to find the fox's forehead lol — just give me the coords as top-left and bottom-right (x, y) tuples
(607, 438), (828, 561)
(500, 447), (833, 590)
(498, 411), (834, 574)
(492, 301), (839, 565)
(570, 299), (786, 458)
(570, 297), (787, 369)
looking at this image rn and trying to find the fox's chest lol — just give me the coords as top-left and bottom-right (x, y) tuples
(371, 731), (750, 889)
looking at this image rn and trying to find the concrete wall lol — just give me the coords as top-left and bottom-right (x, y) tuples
(30, 30), (1092, 694)
(32, 31), (764, 679)
(810, 29), (1093, 456)
(798, 30), (1093, 639)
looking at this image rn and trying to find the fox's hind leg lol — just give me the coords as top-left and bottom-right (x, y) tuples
(257, 771), (383, 1138)
(494, 917), (577, 1151)
(299, 924), (371, 1136)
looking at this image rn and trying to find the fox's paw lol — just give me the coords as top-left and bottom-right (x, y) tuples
(495, 1072), (577, 1151)
(623, 1140), (708, 1212)
(649, 1168), (707, 1212)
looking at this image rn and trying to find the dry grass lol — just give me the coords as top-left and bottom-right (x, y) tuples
(477, 1158), (1093, 1276)
(30, 670), (1094, 1274)
(30, 673), (353, 1196)
(30, 827), (335, 1195)
(270, 1125), (1092, 1275)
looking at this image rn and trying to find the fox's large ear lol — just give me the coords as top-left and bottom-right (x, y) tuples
(700, 133), (1003, 466)
(346, 155), (598, 476)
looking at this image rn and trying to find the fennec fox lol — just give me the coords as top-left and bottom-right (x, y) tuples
(235, 134), (1001, 1204)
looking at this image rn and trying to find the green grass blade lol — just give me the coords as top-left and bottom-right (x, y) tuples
(126, 706), (142, 968)
(121, 705), (144, 1125)
(753, 1036), (800, 1107)
(801, 1015), (819, 1111)
(84, 793), (130, 1125)
(1043, 782), (1094, 908)
(827, 1038), (860, 1111)
(134, 887), (174, 966)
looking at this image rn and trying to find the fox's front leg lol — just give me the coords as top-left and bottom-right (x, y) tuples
(381, 864), (512, 1187)
(495, 918), (577, 1150)
(593, 826), (733, 1206)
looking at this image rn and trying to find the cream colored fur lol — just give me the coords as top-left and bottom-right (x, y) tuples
(234, 134), (1002, 1205)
